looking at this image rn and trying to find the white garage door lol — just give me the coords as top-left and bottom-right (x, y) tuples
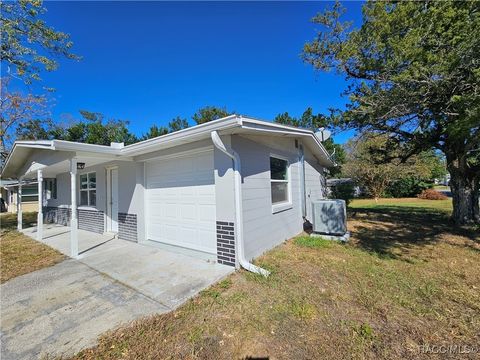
(145, 149), (216, 254)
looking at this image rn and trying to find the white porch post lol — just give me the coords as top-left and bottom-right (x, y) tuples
(37, 170), (43, 240)
(70, 158), (78, 257)
(17, 177), (23, 230)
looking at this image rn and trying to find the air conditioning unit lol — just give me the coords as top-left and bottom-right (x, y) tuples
(311, 199), (347, 235)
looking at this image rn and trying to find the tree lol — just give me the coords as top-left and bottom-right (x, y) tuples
(140, 124), (169, 141)
(0, 77), (50, 167)
(344, 133), (440, 201)
(15, 112), (138, 146)
(303, 1), (480, 224)
(15, 118), (58, 141)
(168, 116), (189, 132)
(274, 107), (346, 177)
(1, 0), (80, 84)
(192, 106), (232, 124)
(343, 135), (400, 200)
(1, 0), (80, 166)
(274, 107), (326, 130)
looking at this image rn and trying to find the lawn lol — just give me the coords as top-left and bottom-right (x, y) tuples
(0, 212), (65, 283)
(73, 198), (479, 360)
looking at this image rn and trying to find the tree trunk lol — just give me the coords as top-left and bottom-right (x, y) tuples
(446, 151), (480, 225)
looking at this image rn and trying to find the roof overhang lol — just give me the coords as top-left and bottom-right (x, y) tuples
(1, 115), (335, 179)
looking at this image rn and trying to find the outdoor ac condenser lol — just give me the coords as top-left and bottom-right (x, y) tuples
(311, 199), (347, 235)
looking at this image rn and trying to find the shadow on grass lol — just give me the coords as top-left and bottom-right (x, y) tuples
(348, 206), (479, 262)
(0, 212), (38, 232)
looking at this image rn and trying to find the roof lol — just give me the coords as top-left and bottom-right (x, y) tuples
(1, 115), (335, 179)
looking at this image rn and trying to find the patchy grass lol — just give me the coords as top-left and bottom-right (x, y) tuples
(0, 230), (65, 283)
(73, 198), (479, 360)
(1, 211), (64, 283)
(1, 211), (38, 231)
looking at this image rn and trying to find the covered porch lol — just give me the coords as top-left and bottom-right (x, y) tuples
(19, 223), (234, 309)
(20, 223), (115, 257)
(1, 140), (129, 258)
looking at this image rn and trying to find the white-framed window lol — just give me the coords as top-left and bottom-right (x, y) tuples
(270, 155), (291, 211)
(80, 172), (96, 206)
(44, 178), (57, 200)
(21, 185), (38, 202)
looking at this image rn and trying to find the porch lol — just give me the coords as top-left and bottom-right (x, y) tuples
(21, 224), (114, 257)
(19, 224), (234, 309)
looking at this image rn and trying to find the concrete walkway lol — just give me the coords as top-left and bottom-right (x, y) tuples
(1, 226), (234, 359)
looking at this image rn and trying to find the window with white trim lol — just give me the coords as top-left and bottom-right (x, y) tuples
(80, 172), (96, 206)
(21, 185), (38, 202)
(270, 156), (289, 205)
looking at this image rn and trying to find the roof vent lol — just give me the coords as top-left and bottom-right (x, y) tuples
(110, 142), (124, 149)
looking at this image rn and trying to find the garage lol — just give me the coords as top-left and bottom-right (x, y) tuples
(145, 149), (217, 254)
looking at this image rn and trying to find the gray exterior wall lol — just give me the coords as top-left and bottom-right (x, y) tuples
(45, 160), (144, 240)
(231, 135), (326, 261)
(304, 146), (327, 221)
(232, 135), (298, 260)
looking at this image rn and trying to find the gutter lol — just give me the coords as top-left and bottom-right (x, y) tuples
(210, 131), (270, 277)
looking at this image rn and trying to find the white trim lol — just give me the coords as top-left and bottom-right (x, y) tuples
(269, 154), (292, 213)
(78, 206), (98, 211)
(106, 166), (119, 233)
(143, 161), (147, 244)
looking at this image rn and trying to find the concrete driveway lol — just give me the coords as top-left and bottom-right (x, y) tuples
(1, 226), (233, 359)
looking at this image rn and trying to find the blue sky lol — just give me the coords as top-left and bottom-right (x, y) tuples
(26, 1), (363, 143)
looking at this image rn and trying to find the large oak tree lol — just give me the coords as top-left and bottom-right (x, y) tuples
(303, 1), (479, 224)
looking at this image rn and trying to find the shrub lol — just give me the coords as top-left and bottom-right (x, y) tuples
(417, 189), (448, 200)
(386, 177), (432, 198)
(330, 182), (355, 205)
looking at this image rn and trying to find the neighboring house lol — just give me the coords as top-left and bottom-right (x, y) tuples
(1, 115), (333, 271)
(0, 179), (16, 212)
(1, 180), (50, 213)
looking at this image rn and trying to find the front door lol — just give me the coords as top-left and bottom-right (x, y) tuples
(107, 167), (118, 232)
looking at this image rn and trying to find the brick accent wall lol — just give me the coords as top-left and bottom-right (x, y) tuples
(78, 209), (105, 234)
(43, 207), (104, 233)
(216, 221), (236, 267)
(118, 213), (137, 242)
(44, 207), (70, 226)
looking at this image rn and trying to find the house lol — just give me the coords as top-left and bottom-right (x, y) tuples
(1, 115), (333, 274)
(326, 178), (363, 198)
(1, 180), (42, 213)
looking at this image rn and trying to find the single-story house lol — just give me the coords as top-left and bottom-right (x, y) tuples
(1, 180), (42, 213)
(1, 115), (333, 275)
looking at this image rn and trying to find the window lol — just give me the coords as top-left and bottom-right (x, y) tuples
(22, 185), (38, 202)
(270, 156), (290, 206)
(80, 172), (96, 206)
(44, 178), (57, 199)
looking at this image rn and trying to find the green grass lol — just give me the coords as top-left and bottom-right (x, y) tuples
(294, 235), (335, 248)
(349, 197), (453, 213)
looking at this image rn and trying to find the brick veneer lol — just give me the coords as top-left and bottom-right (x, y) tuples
(118, 213), (137, 242)
(78, 209), (104, 234)
(44, 207), (71, 226)
(43, 206), (104, 234)
(216, 221), (236, 267)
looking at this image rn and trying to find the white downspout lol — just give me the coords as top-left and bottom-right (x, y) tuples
(211, 131), (270, 277)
